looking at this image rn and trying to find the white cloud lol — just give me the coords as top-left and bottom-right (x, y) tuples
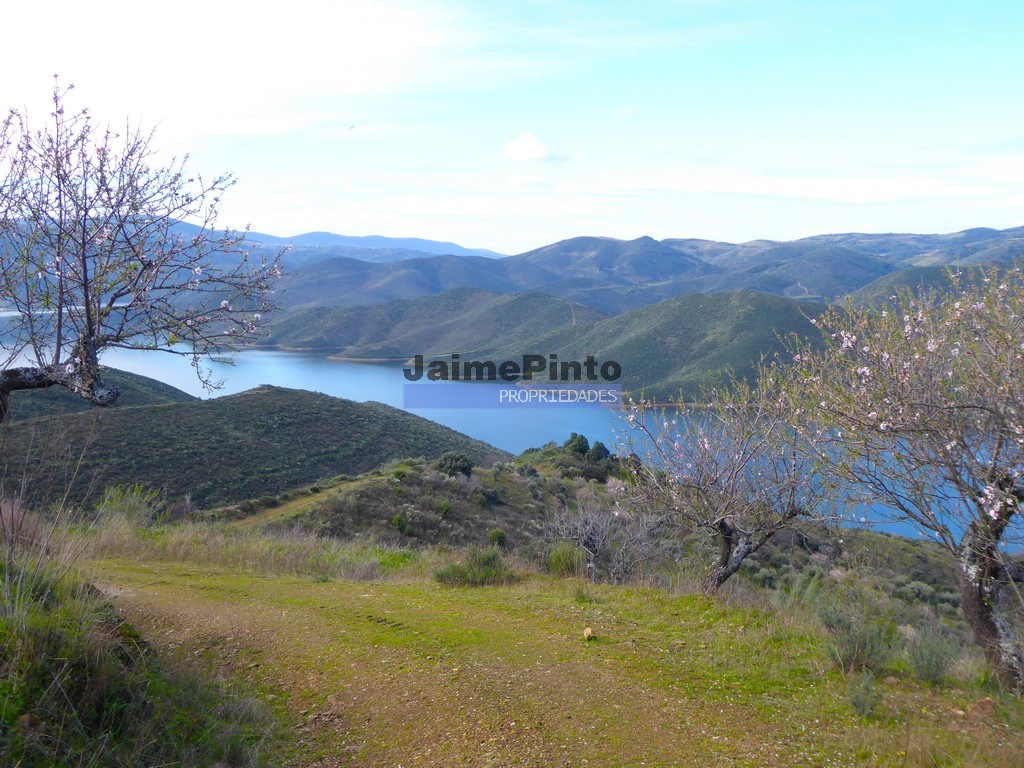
(503, 133), (550, 161)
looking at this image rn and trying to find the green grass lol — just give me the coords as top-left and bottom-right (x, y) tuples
(435, 546), (516, 586)
(74, 516), (1024, 767)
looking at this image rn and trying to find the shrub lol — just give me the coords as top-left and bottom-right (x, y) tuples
(818, 580), (898, 673)
(751, 567), (778, 589)
(487, 528), (508, 548)
(547, 541), (585, 578)
(907, 624), (961, 684)
(435, 546), (514, 586)
(847, 669), (884, 718)
(435, 451), (473, 478)
(896, 580), (936, 605)
(391, 514), (413, 536)
(474, 486), (501, 508)
(563, 433), (590, 456)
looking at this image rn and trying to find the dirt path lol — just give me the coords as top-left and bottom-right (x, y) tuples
(89, 559), (984, 767)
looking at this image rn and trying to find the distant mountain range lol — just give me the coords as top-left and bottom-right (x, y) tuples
(267, 226), (1024, 313)
(244, 230), (504, 266)
(231, 224), (1023, 400)
(157, 223), (1024, 400)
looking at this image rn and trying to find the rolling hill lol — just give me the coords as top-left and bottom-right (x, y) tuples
(2, 386), (507, 507)
(258, 287), (608, 358)
(260, 288), (823, 401)
(552, 290), (823, 399)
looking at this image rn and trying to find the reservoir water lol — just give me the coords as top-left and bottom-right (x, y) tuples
(100, 347), (626, 455)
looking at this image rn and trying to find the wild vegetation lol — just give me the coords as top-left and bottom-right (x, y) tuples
(1, 503), (283, 767)
(212, 434), (618, 549)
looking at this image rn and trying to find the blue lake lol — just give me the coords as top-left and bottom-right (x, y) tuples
(100, 347), (626, 455)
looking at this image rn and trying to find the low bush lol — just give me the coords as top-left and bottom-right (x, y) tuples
(487, 528), (508, 548)
(435, 546), (514, 586)
(847, 669), (884, 719)
(906, 623), (961, 684)
(547, 541), (585, 578)
(817, 578), (898, 673)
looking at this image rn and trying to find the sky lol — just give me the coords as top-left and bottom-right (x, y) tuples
(2, 1), (1023, 255)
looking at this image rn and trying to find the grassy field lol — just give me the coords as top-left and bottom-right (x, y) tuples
(82, 538), (1024, 768)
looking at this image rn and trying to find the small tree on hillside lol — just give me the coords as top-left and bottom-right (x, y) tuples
(619, 372), (832, 592)
(787, 267), (1024, 690)
(0, 80), (282, 422)
(435, 451), (473, 478)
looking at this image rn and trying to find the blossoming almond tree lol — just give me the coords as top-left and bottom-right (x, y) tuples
(0, 81), (283, 422)
(788, 268), (1024, 690)
(620, 372), (832, 592)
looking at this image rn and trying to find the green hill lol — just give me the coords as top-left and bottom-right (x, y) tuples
(2, 386), (507, 508)
(259, 287), (608, 358)
(262, 288), (822, 402)
(849, 266), (956, 307)
(6, 367), (197, 421)
(557, 290), (824, 400)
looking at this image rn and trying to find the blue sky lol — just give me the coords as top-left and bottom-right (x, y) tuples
(3, 1), (1023, 254)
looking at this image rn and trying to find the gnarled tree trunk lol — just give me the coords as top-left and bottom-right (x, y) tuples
(703, 517), (756, 593)
(0, 358), (119, 423)
(959, 523), (1024, 692)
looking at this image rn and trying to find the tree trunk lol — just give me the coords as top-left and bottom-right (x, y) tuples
(703, 518), (754, 593)
(959, 524), (1024, 692)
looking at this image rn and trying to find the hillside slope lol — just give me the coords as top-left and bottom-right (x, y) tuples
(3, 386), (507, 507)
(262, 289), (823, 401)
(558, 290), (823, 399)
(259, 287), (608, 358)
